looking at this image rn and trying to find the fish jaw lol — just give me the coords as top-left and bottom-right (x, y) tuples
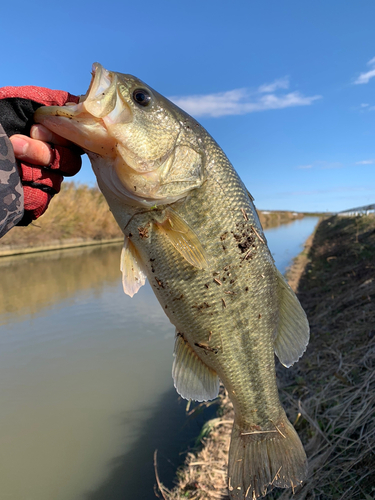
(34, 63), (129, 157)
(34, 62), (206, 207)
(34, 104), (117, 157)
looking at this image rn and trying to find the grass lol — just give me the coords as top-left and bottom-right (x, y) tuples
(158, 214), (375, 500)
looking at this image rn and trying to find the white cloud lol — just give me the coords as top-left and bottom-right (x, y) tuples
(355, 159), (375, 165)
(258, 76), (290, 93)
(169, 78), (321, 118)
(354, 57), (375, 85)
(297, 164), (313, 169)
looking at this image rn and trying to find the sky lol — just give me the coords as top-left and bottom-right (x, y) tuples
(1, 0), (375, 213)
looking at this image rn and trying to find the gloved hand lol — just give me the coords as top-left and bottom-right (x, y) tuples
(0, 86), (83, 225)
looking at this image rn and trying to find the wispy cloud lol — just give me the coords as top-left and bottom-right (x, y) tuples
(258, 76), (290, 93)
(296, 159), (375, 170)
(169, 78), (322, 118)
(354, 57), (375, 85)
(356, 159), (375, 165)
(358, 102), (375, 112)
(296, 161), (344, 170)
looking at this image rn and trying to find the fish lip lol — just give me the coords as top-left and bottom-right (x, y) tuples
(34, 103), (84, 120)
(82, 62), (110, 104)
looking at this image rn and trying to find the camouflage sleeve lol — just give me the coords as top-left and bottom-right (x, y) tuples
(0, 124), (24, 238)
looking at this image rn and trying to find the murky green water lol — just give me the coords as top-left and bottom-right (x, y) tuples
(0, 217), (318, 500)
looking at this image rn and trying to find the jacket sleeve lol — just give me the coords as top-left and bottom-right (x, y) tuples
(0, 124), (24, 238)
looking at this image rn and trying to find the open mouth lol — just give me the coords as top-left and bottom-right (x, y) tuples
(81, 63), (118, 118)
(83, 63), (133, 126)
(35, 63), (132, 124)
(33, 63), (132, 155)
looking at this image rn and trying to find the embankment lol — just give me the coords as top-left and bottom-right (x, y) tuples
(258, 210), (304, 230)
(161, 215), (375, 500)
(0, 183), (122, 256)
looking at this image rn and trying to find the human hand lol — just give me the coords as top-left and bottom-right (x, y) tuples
(0, 86), (83, 224)
(10, 124), (74, 167)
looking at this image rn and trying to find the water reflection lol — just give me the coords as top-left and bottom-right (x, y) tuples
(0, 244), (122, 324)
(0, 217), (319, 500)
(0, 251), (215, 500)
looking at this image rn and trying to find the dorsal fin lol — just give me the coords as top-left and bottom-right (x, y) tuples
(274, 269), (310, 367)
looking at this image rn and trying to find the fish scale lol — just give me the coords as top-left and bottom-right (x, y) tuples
(34, 63), (310, 499)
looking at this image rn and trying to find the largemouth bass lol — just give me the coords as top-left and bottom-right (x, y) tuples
(35, 63), (309, 499)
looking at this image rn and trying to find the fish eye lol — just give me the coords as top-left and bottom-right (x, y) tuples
(132, 88), (152, 107)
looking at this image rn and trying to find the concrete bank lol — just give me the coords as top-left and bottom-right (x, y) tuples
(160, 215), (375, 500)
(0, 237), (123, 258)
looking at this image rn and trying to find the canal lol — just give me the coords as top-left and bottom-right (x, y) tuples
(0, 216), (319, 500)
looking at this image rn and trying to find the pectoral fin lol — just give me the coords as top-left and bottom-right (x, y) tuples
(274, 269), (310, 367)
(120, 237), (147, 297)
(155, 208), (209, 270)
(172, 332), (220, 402)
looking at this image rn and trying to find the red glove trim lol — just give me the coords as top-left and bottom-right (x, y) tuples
(0, 86), (79, 106)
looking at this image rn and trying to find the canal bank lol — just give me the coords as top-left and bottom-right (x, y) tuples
(162, 215), (375, 500)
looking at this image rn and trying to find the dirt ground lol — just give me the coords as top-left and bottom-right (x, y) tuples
(158, 215), (375, 500)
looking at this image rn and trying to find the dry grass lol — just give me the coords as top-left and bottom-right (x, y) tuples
(258, 211), (304, 230)
(0, 182), (122, 249)
(155, 389), (234, 500)
(158, 215), (375, 500)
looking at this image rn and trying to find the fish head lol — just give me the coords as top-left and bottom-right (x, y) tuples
(35, 63), (206, 206)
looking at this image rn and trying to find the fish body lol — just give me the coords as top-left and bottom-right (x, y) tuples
(35, 64), (309, 498)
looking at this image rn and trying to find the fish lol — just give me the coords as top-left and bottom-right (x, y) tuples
(35, 63), (309, 499)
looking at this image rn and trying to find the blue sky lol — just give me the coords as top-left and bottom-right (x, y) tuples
(1, 1), (375, 212)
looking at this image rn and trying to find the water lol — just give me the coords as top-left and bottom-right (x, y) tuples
(0, 216), (318, 500)
(265, 216), (319, 274)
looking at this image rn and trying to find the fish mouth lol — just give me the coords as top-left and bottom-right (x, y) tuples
(34, 63), (132, 156)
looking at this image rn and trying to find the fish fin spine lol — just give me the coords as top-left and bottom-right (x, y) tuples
(228, 416), (307, 499)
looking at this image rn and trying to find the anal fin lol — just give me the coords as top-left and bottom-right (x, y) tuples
(172, 332), (220, 402)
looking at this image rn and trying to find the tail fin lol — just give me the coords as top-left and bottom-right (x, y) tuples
(228, 417), (307, 499)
